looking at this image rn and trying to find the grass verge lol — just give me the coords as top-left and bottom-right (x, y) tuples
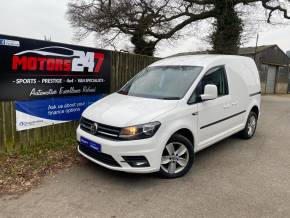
(0, 139), (83, 196)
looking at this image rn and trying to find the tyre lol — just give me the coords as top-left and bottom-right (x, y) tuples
(158, 134), (194, 179)
(239, 111), (258, 139)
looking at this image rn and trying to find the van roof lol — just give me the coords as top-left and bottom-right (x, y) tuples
(151, 54), (252, 67)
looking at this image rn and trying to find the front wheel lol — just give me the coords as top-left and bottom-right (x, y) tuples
(158, 134), (194, 179)
(239, 111), (258, 139)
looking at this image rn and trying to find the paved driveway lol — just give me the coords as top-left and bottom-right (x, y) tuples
(1, 95), (290, 218)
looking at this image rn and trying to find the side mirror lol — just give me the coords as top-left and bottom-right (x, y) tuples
(200, 84), (218, 101)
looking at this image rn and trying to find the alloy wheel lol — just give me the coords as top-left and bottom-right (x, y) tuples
(247, 115), (257, 137)
(160, 142), (190, 174)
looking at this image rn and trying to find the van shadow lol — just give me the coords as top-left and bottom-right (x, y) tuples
(194, 134), (242, 162)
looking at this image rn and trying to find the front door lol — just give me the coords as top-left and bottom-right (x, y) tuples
(190, 66), (232, 150)
(197, 95), (231, 149)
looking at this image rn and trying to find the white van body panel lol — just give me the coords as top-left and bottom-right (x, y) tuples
(82, 93), (178, 127)
(76, 55), (261, 173)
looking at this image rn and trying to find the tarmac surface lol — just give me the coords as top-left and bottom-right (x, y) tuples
(1, 95), (290, 218)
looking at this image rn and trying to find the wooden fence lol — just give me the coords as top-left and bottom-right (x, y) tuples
(0, 51), (159, 153)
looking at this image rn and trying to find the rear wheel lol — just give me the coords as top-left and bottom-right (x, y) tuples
(158, 134), (194, 178)
(239, 111), (258, 139)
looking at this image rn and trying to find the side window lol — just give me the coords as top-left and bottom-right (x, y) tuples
(188, 66), (228, 104)
(201, 66), (229, 96)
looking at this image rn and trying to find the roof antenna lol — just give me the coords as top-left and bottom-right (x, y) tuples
(254, 33), (259, 61)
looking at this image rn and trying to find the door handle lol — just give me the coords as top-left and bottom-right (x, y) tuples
(232, 102), (238, 106)
(224, 104), (230, 109)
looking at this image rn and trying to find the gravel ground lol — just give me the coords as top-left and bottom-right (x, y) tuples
(1, 95), (290, 218)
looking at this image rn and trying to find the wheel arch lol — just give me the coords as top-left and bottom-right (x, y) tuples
(169, 128), (195, 149)
(250, 105), (259, 117)
(243, 102), (260, 128)
(246, 96), (261, 121)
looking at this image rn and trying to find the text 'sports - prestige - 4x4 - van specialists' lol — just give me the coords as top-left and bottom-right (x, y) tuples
(76, 55), (261, 178)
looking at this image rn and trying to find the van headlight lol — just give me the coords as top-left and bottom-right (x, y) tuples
(119, 121), (161, 140)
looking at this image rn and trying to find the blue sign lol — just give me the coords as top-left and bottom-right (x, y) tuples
(16, 95), (104, 131)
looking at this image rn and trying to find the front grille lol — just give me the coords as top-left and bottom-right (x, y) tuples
(80, 117), (121, 140)
(79, 143), (121, 167)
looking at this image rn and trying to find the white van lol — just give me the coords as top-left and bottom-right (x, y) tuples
(77, 55), (261, 178)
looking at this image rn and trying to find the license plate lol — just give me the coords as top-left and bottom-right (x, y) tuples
(80, 137), (101, 152)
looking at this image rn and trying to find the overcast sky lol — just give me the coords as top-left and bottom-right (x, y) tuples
(0, 0), (290, 57)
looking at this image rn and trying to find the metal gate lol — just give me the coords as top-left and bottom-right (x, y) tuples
(265, 65), (277, 94)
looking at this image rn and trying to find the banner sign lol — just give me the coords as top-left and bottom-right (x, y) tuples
(0, 34), (111, 100)
(16, 95), (103, 131)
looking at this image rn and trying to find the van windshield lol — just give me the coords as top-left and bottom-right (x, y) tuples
(118, 66), (203, 100)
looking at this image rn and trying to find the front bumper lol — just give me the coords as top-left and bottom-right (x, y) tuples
(76, 126), (164, 173)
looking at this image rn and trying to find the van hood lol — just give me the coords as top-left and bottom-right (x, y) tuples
(82, 93), (178, 127)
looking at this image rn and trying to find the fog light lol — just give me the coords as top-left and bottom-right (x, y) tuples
(122, 156), (150, 167)
(134, 161), (149, 167)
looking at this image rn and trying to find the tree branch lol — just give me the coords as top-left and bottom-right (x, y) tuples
(261, 0), (290, 22)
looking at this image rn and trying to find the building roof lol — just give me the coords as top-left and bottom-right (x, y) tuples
(238, 45), (275, 55)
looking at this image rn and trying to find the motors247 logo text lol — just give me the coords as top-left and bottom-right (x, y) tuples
(11, 46), (105, 73)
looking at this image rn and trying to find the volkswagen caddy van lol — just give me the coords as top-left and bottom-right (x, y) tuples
(77, 55), (261, 178)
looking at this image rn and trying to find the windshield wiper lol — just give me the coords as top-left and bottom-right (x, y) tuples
(160, 97), (181, 100)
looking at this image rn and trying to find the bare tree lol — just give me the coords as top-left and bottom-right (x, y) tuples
(186, 0), (290, 54)
(67, 0), (290, 56)
(67, 0), (215, 56)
